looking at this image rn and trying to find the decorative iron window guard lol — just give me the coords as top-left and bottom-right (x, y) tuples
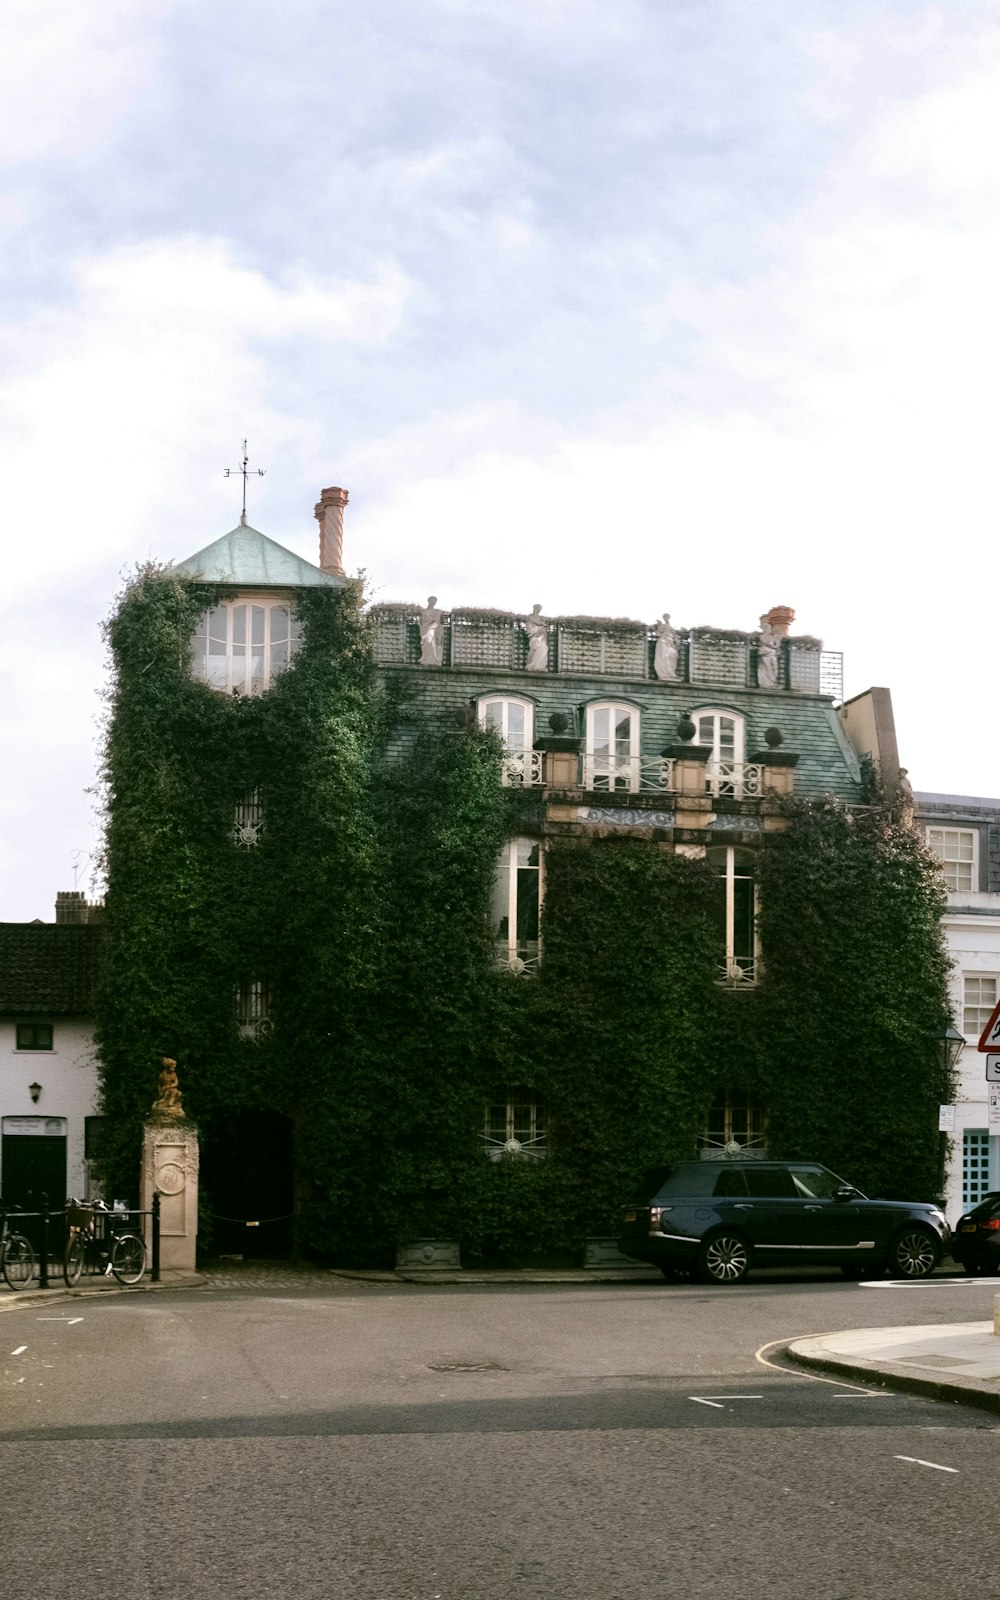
(500, 749), (544, 787)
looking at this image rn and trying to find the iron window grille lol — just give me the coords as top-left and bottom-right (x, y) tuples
(483, 1089), (548, 1159)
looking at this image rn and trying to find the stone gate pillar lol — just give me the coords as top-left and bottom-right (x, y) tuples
(141, 1119), (199, 1273)
(140, 1057), (198, 1272)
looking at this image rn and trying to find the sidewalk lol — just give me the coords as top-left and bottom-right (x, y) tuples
(787, 1309), (1000, 1414)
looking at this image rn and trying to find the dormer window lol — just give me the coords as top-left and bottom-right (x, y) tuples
(478, 697), (541, 786)
(191, 600), (301, 695)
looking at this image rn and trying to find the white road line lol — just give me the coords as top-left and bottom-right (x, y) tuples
(36, 1316), (83, 1324)
(833, 1392), (888, 1398)
(10, 1346), (27, 1356)
(861, 1279), (994, 1290)
(894, 1455), (958, 1473)
(755, 1336), (883, 1395)
(689, 1397), (725, 1408)
(689, 1395), (764, 1408)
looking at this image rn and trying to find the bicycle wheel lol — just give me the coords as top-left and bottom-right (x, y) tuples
(63, 1235), (86, 1286)
(111, 1233), (146, 1285)
(2, 1233), (36, 1291)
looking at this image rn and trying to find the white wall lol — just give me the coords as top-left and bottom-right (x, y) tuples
(0, 1018), (99, 1201)
(941, 899), (1000, 1223)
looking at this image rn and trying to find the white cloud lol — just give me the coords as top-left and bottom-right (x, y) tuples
(0, 238), (411, 599)
(0, 0), (167, 163)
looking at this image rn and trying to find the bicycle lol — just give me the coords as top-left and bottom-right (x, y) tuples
(0, 1206), (36, 1290)
(63, 1199), (147, 1286)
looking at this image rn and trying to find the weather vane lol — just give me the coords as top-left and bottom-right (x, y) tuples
(224, 441), (266, 526)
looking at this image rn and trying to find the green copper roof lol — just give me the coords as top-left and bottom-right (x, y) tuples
(174, 524), (346, 589)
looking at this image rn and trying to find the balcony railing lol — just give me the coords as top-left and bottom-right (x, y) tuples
(500, 748), (544, 787)
(580, 756), (764, 797)
(706, 762), (763, 799)
(581, 756), (676, 793)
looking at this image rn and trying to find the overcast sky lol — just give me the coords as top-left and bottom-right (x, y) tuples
(1, 1), (998, 921)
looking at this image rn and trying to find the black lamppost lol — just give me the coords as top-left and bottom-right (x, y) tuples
(936, 1020), (965, 1201)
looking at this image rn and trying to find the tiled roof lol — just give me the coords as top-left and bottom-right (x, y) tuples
(0, 924), (103, 1015)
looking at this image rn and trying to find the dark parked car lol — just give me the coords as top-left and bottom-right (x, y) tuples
(950, 1193), (1000, 1276)
(618, 1160), (950, 1284)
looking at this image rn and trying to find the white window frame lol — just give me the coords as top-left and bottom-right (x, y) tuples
(482, 1087), (548, 1160)
(492, 838), (543, 973)
(692, 708), (756, 798)
(707, 845), (758, 986)
(926, 827), (978, 893)
(963, 973), (999, 1040)
(583, 701), (640, 792)
(478, 696), (541, 786)
(192, 597), (300, 696)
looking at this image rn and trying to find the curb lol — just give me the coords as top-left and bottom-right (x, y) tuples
(784, 1340), (1000, 1416)
(0, 1271), (207, 1312)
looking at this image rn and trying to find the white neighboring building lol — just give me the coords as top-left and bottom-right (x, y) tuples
(0, 893), (101, 1208)
(917, 794), (1000, 1222)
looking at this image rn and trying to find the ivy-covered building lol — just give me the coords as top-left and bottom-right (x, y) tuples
(94, 485), (954, 1264)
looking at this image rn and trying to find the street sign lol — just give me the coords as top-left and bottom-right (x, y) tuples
(938, 1105), (956, 1131)
(978, 997), (1000, 1052)
(987, 1055), (1000, 1084)
(990, 1091), (1000, 1129)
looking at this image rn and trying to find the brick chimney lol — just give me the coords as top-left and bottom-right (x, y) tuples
(314, 486), (349, 576)
(55, 891), (102, 924)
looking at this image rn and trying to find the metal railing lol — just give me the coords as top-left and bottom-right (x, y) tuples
(500, 749), (544, 787)
(581, 756), (676, 793)
(0, 1193), (161, 1289)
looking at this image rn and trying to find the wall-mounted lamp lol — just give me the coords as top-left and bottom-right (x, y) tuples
(28, 1082), (42, 1104)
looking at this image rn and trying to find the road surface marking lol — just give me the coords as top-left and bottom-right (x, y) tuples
(755, 1336), (882, 1395)
(833, 1392), (887, 1398)
(689, 1395), (763, 1408)
(10, 1346), (27, 1356)
(36, 1317), (83, 1325)
(894, 1456), (958, 1473)
(861, 1279), (992, 1290)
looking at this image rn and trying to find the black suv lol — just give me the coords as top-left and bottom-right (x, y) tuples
(950, 1192), (1000, 1276)
(618, 1160), (949, 1284)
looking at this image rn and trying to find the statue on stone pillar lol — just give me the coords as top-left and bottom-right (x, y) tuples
(757, 614), (781, 689)
(152, 1058), (185, 1118)
(524, 605), (549, 672)
(419, 597), (445, 666)
(653, 613), (679, 680)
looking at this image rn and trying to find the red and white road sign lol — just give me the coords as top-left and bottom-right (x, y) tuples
(978, 998), (1000, 1053)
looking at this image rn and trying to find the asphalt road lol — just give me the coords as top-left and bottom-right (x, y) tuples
(2, 1272), (998, 1600)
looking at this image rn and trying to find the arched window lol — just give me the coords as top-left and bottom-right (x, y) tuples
(691, 709), (757, 798)
(478, 696), (541, 786)
(492, 838), (542, 972)
(584, 702), (639, 792)
(191, 600), (301, 695)
(706, 845), (757, 986)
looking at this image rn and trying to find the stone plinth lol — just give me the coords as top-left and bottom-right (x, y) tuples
(141, 1118), (199, 1273)
(396, 1239), (460, 1270)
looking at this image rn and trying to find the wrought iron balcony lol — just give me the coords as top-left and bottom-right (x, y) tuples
(500, 748), (544, 787)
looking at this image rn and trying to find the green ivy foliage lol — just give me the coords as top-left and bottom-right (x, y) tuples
(754, 799), (953, 1199)
(95, 567), (954, 1263)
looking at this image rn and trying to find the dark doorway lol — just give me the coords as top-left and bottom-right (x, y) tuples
(1, 1121), (68, 1209)
(201, 1111), (294, 1259)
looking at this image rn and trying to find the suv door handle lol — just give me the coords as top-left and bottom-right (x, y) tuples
(803, 1205), (822, 1211)
(734, 1204), (752, 1211)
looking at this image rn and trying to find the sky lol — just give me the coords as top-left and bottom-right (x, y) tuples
(1, 0), (998, 921)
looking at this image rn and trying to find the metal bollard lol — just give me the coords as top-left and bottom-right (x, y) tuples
(39, 1193), (49, 1289)
(151, 1191), (161, 1283)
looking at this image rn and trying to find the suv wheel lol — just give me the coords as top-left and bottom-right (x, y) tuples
(888, 1227), (938, 1279)
(697, 1232), (750, 1285)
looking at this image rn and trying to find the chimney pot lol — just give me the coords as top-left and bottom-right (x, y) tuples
(315, 486), (349, 575)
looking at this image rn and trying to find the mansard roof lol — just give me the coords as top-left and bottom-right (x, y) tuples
(174, 524), (346, 590)
(0, 923), (103, 1015)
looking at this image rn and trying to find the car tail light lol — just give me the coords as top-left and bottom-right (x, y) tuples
(978, 1219), (1000, 1231)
